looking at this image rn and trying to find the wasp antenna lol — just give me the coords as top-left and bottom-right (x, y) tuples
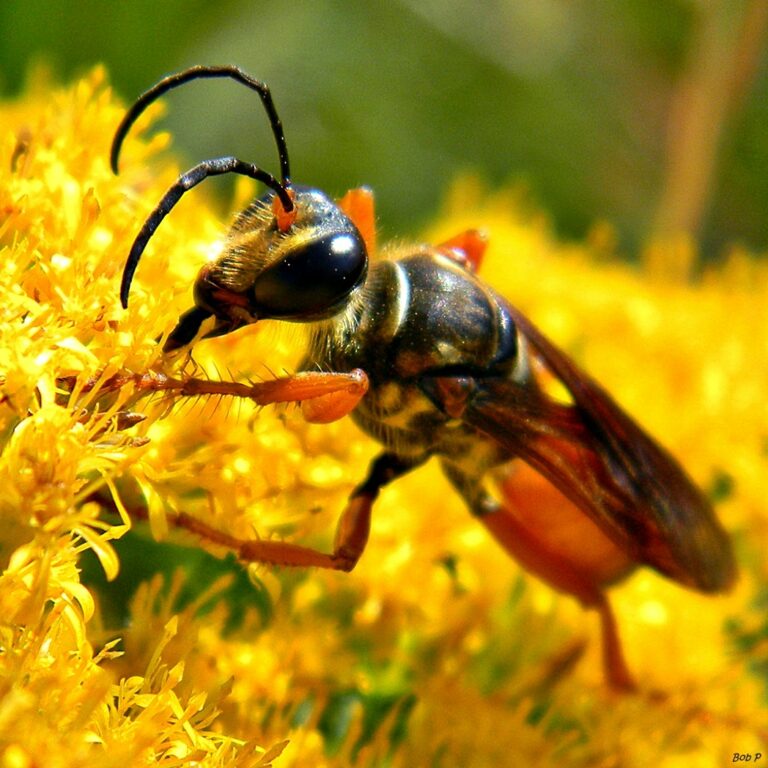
(119, 156), (293, 307)
(111, 64), (291, 186)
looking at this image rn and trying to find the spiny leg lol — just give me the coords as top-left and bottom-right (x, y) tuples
(98, 451), (422, 572)
(238, 452), (423, 570)
(66, 368), (369, 424)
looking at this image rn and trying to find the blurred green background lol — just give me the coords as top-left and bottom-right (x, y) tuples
(2, 0), (767, 258)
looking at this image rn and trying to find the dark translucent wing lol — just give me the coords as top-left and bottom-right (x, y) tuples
(462, 302), (736, 592)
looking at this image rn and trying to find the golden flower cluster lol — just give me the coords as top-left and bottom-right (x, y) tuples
(0, 68), (764, 766)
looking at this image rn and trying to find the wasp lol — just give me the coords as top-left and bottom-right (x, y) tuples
(111, 65), (736, 690)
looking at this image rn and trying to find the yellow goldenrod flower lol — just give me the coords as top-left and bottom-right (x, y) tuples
(0, 68), (764, 767)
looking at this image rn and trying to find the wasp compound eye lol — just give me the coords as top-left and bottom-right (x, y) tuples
(251, 230), (367, 319)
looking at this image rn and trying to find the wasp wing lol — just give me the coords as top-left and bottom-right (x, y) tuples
(457, 302), (735, 592)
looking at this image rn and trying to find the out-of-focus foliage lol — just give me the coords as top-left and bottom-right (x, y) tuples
(0, 70), (765, 767)
(1, 0), (767, 256)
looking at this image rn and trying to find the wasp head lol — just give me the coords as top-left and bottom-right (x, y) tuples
(164, 187), (368, 351)
(113, 67), (369, 353)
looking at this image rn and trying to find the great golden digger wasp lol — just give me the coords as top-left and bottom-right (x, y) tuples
(111, 65), (735, 690)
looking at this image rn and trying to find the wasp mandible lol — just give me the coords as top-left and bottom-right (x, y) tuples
(111, 65), (736, 691)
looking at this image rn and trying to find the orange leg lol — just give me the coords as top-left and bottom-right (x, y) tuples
(338, 187), (376, 256)
(239, 452), (419, 569)
(68, 368), (369, 424)
(173, 493), (374, 571)
(98, 452), (420, 573)
(436, 229), (489, 272)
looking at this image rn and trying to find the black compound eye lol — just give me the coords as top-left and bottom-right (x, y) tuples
(252, 230), (367, 318)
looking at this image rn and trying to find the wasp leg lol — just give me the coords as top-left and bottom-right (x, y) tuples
(295, 370), (370, 424)
(436, 229), (488, 272)
(185, 452), (421, 570)
(102, 452), (421, 572)
(442, 463), (636, 692)
(176, 368), (370, 423)
(73, 369), (369, 423)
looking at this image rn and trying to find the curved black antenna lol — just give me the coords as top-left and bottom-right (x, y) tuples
(111, 64), (291, 185)
(113, 65), (297, 308)
(119, 157), (291, 308)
